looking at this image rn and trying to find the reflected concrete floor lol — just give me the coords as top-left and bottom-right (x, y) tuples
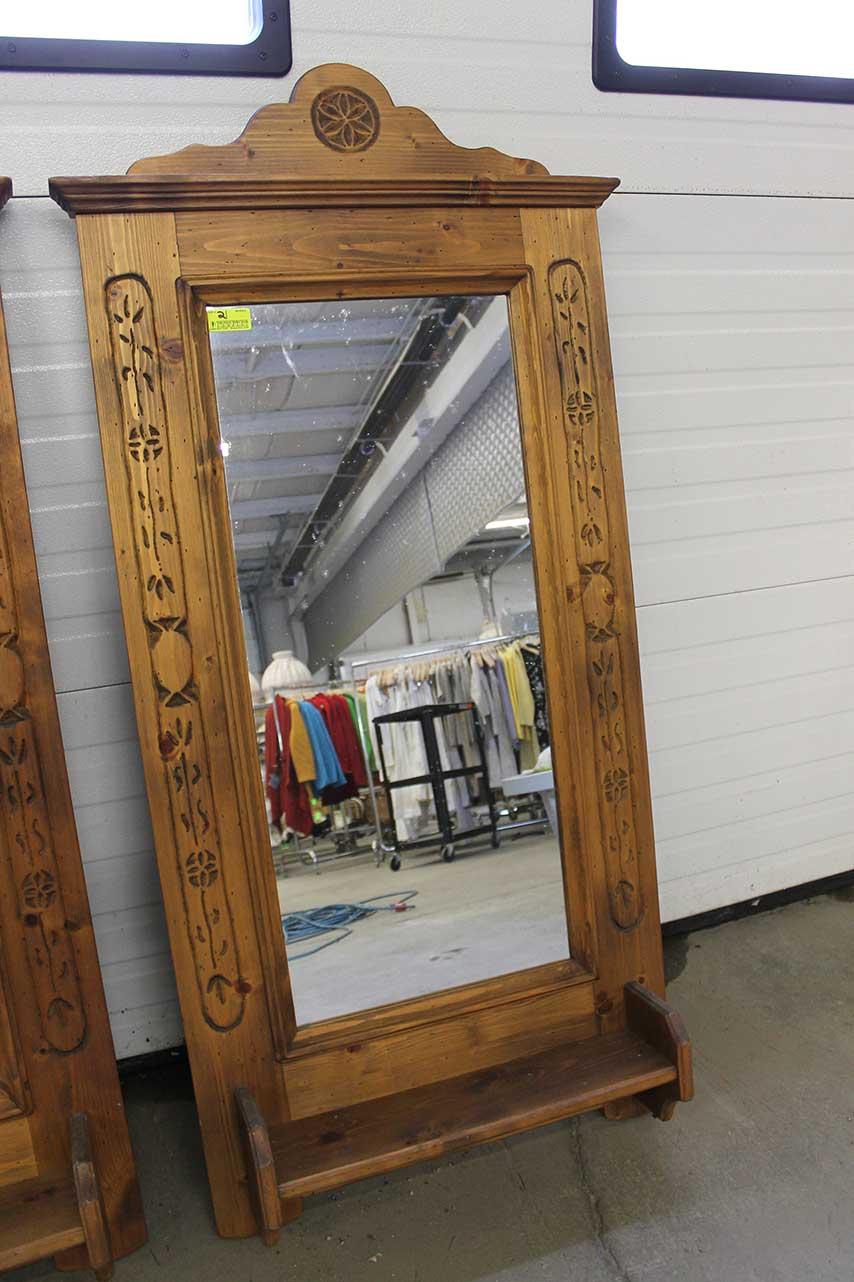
(12, 888), (854, 1282)
(275, 831), (570, 1024)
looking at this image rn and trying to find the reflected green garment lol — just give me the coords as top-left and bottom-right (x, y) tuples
(344, 691), (375, 772)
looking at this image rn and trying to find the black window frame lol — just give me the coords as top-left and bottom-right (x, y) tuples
(592, 0), (854, 105)
(0, 2), (291, 77)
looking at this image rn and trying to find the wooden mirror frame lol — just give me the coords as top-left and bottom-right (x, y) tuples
(0, 179), (145, 1274)
(50, 66), (693, 1242)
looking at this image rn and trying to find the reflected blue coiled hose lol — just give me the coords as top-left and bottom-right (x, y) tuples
(282, 890), (418, 959)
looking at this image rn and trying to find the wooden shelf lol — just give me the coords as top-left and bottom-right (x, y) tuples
(0, 1177), (84, 1272)
(273, 1030), (677, 1199)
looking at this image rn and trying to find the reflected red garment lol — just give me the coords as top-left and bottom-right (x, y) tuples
(264, 695), (313, 836)
(310, 692), (368, 801)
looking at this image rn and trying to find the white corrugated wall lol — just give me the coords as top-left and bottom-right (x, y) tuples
(1, 1), (852, 1054)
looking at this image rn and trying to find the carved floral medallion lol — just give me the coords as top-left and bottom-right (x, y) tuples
(311, 87), (380, 152)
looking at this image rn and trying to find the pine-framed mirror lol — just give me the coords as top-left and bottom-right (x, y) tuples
(51, 65), (692, 1242)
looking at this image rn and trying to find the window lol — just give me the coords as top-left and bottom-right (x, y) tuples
(0, 0), (291, 76)
(593, 0), (854, 104)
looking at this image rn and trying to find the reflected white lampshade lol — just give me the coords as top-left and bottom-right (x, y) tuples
(248, 670), (262, 703)
(261, 649), (313, 699)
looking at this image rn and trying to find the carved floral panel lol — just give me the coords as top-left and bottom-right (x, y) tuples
(105, 275), (245, 1031)
(551, 260), (643, 931)
(0, 485), (85, 1053)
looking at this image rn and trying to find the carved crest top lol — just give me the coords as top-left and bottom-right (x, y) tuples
(49, 64), (618, 215)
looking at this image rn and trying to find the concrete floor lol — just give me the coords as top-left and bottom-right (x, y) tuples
(14, 887), (854, 1282)
(277, 832), (569, 1022)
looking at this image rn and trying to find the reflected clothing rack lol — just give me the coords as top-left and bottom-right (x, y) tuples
(349, 633), (552, 853)
(347, 632), (525, 675)
(373, 701), (499, 867)
(259, 687), (379, 876)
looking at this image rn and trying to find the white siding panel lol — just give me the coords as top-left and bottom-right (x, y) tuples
(641, 580), (854, 918)
(55, 684), (180, 1055)
(1, 8), (853, 1052)
(602, 194), (854, 607)
(7, 3), (854, 196)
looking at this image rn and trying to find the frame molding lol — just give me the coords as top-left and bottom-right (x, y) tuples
(51, 64), (691, 1241)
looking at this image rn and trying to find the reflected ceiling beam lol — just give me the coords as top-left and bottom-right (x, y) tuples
(213, 343), (399, 382)
(231, 495), (320, 519)
(225, 454), (340, 483)
(233, 532), (277, 550)
(210, 317), (407, 352)
(219, 407), (363, 439)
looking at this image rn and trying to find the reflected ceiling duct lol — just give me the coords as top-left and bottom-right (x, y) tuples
(280, 296), (487, 583)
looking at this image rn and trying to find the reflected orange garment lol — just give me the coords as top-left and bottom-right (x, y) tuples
(287, 700), (316, 783)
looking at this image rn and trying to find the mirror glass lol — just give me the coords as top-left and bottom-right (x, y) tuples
(207, 294), (570, 1024)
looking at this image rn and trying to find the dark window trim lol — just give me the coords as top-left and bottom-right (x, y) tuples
(593, 0), (854, 105)
(0, 3), (291, 77)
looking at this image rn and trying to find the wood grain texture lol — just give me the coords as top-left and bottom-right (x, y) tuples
(53, 67), (687, 1240)
(235, 1089), (285, 1247)
(0, 1179), (84, 1271)
(624, 981), (694, 1119)
(50, 177), (619, 217)
(70, 1114), (113, 1280)
(519, 207), (667, 1025)
(74, 211), (291, 1239)
(274, 1030), (677, 1199)
(0, 969), (29, 1120)
(175, 208), (525, 279)
(105, 274), (244, 1032)
(0, 205), (146, 1266)
(0, 1119), (37, 1188)
(49, 66), (618, 216)
(284, 985), (596, 1119)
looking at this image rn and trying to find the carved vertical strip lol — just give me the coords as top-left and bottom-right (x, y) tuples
(0, 505), (86, 1051)
(0, 722), (86, 1051)
(105, 274), (245, 1031)
(0, 503), (23, 724)
(550, 260), (643, 931)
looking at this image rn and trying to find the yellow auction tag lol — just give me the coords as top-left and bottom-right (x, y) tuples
(207, 307), (253, 333)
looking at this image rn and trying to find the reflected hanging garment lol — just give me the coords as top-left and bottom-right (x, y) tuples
(502, 643), (540, 771)
(494, 655), (520, 753)
(287, 700), (316, 783)
(310, 692), (367, 802)
(264, 696), (314, 837)
(299, 700), (346, 793)
(365, 674), (390, 771)
(470, 659), (516, 783)
(384, 679), (430, 841)
(344, 691), (375, 772)
(521, 644), (549, 747)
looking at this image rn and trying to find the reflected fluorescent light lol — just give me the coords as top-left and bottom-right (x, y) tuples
(220, 440), (232, 457)
(484, 516), (530, 531)
(8, 0), (263, 44)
